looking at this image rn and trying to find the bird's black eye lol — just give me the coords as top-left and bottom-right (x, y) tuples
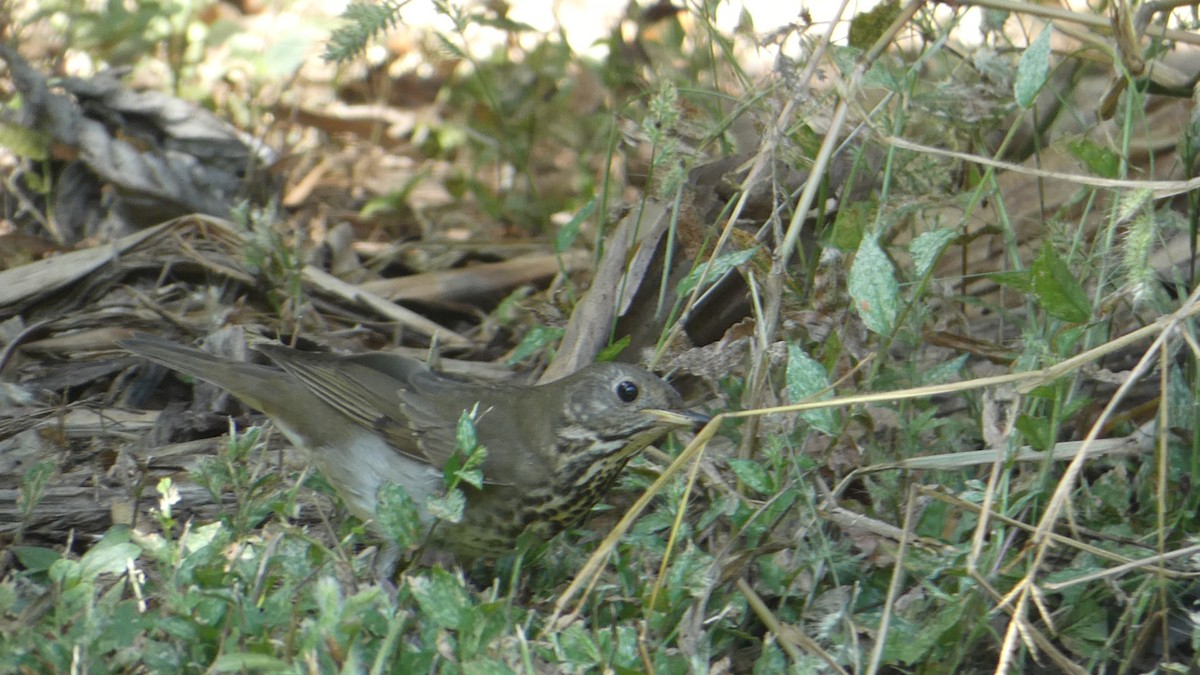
(615, 380), (639, 403)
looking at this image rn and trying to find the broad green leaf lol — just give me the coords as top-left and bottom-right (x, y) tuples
(677, 247), (758, 296)
(881, 594), (970, 664)
(11, 546), (60, 573)
(455, 409), (480, 455)
(557, 623), (603, 666)
(1015, 27), (1053, 108)
(506, 325), (564, 366)
(909, 228), (957, 278)
(182, 521), (224, 554)
(1066, 137), (1120, 179)
(410, 567), (470, 629)
(462, 657), (516, 675)
(0, 120), (50, 161)
(848, 236), (899, 335)
(920, 354), (969, 385)
(1015, 414), (1053, 452)
(988, 269), (1032, 292)
(449, 408), (487, 490)
(375, 482), (423, 548)
(427, 489), (466, 523)
(728, 459), (773, 495)
(786, 344), (839, 434)
(455, 467), (485, 491)
(828, 198), (874, 251)
(80, 530), (139, 581)
(1031, 242), (1090, 323)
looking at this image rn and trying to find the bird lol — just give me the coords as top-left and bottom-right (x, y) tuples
(118, 333), (708, 563)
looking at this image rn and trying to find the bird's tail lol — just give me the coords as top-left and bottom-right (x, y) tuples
(118, 333), (288, 413)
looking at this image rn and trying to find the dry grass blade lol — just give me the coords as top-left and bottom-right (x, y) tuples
(883, 135), (1200, 198)
(737, 577), (849, 675)
(1042, 542), (1200, 592)
(360, 250), (590, 304)
(841, 420), (1153, 483)
(300, 266), (470, 346)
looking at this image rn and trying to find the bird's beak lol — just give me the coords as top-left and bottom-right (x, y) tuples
(644, 408), (711, 428)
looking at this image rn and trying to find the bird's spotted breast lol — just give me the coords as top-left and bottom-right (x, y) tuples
(520, 450), (633, 529)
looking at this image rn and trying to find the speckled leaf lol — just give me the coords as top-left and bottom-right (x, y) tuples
(409, 567), (470, 630)
(848, 236), (898, 335)
(376, 483), (423, 548)
(786, 343), (838, 434)
(909, 228), (957, 278)
(1015, 27), (1053, 108)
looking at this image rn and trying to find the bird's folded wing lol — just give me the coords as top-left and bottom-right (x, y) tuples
(255, 347), (427, 463)
(257, 345), (475, 470)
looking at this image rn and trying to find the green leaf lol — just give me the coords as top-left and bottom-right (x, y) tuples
(0, 120), (50, 161)
(909, 228), (957, 278)
(828, 197), (874, 251)
(447, 408), (487, 491)
(49, 557), (81, 586)
(786, 344), (839, 434)
(17, 460), (56, 514)
(456, 467), (485, 491)
(677, 247), (758, 297)
(1015, 414), (1053, 452)
(988, 269), (1032, 293)
(1066, 137), (1120, 179)
(920, 354), (969, 386)
(462, 657), (518, 675)
(753, 639), (787, 674)
(556, 624), (603, 666)
(79, 530), (139, 581)
(864, 59), (901, 90)
(555, 197), (595, 253)
(728, 459), (773, 495)
(456, 409), (480, 455)
(1014, 27), (1053, 108)
(375, 482), (424, 549)
(410, 567), (471, 629)
(506, 325), (564, 366)
(1031, 242), (1090, 323)
(828, 44), (863, 78)
(211, 653), (291, 672)
(848, 236), (899, 335)
(427, 489), (466, 523)
(597, 335), (631, 362)
(434, 33), (468, 60)
(96, 600), (142, 653)
(11, 546), (60, 573)
(881, 595), (970, 664)
(182, 521), (223, 554)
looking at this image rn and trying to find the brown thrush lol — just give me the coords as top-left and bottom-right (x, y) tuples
(119, 334), (707, 560)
